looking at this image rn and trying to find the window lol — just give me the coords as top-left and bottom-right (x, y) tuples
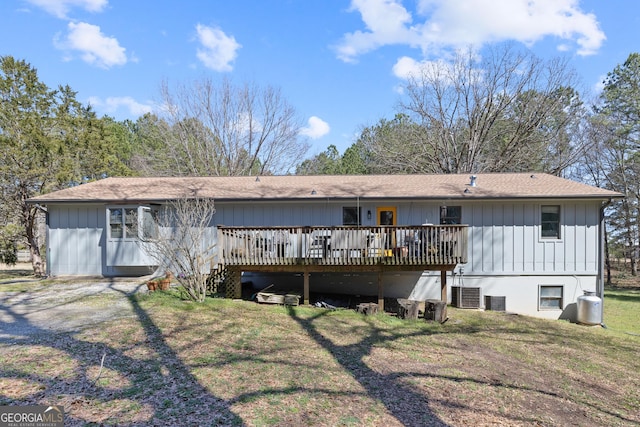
(539, 285), (563, 310)
(541, 205), (560, 239)
(109, 207), (139, 239)
(141, 207), (158, 239)
(343, 207), (362, 226)
(440, 206), (461, 225)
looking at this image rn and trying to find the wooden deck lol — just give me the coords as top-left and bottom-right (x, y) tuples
(218, 225), (467, 269)
(217, 225), (467, 309)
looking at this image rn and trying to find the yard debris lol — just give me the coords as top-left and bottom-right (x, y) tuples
(314, 301), (337, 310)
(356, 302), (379, 315)
(91, 351), (107, 386)
(255, 291), (300, 306)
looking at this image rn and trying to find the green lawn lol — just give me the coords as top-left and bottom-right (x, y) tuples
(604, 287), (640, 336)
(1, 283), (639, 426)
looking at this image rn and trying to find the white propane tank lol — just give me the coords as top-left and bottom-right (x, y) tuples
(577, 291), (602, 325)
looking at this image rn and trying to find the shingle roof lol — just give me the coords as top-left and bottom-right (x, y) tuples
(27, 173), (622, 203)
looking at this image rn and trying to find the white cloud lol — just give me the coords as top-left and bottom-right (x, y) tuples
(335, 0), (605, 62)
(55, 22), (127, 68)
(25, 0), (107, 19)
(195, 24), (241, 72)
(392, 56), (463, 83)
(300, 116), (330, 139)
(335, 0), (415, 62)
(393, 56), (427, 79)
(87, 96), (154, 117)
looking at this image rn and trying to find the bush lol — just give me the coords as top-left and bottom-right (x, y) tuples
(0, 224), (21, 265)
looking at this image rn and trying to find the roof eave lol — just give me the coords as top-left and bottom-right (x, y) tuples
(28, 193), (623, 204)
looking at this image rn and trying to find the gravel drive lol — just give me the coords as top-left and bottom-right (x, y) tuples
(0, 278), (150, 339)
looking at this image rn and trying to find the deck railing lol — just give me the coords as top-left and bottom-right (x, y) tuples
(217, 225), (468, 267)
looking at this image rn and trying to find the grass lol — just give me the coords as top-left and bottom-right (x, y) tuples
(1, 278), (640, 426)
(604, 287), (640, 335)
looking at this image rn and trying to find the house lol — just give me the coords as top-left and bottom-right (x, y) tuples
(27, 173), (621, 320)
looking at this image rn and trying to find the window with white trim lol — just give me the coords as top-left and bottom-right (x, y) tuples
(109, 207), (139, 239)
(541, 205), (560, 239)
(141, 207), (158, 239)
(539, 285), (563, 310)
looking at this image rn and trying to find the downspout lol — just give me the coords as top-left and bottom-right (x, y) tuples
(598, 199), (612, 327)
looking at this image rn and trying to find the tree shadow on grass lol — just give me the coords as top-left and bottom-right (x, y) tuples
(286, 307), (450, 427)
(0, 279), (244, 426)
(605, 288), (640, 302)
(285, 306), (640, 427)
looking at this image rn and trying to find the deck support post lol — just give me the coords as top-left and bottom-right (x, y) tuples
(440, 270), (448, 320)
(377, 271), (384, 312)
(303, 269), (310, 306)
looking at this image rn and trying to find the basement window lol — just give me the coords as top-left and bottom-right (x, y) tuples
(539, 285), (563, 310)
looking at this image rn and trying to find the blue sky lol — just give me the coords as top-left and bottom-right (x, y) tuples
(1, 0), (637, 156)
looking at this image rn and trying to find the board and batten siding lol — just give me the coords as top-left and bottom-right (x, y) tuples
(48, 204), (104, 275)
(45, 199), (601, 282)
(214, 199), (600, 276)
(213, 200), (442, 227)
(464, 201), (599, 275)
(48, 204), (157, 276)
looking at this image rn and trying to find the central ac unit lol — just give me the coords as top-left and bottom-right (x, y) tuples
(451, 286), (481, 309)
(485, 295), (506, 312)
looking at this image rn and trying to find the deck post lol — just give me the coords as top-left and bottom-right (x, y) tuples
(440, 270), (448, 320)
(303, 269), (310, 306)
(377, 271), (384, 311)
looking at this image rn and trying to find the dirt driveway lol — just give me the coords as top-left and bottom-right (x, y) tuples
(0, 278), (149, 339)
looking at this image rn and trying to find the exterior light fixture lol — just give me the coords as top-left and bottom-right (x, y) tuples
(367, 210), (372, 220)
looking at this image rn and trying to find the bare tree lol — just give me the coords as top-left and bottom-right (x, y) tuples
(158, 77), (309, 176)
(143, 196), (217, 302)
(388, 44), (587, 174)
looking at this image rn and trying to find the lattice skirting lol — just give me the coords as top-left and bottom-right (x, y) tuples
(225, 267), (242, 299)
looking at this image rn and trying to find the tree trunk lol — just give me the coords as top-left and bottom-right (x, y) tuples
(22, 203), (45, 277)
(604, 226), (612, 286)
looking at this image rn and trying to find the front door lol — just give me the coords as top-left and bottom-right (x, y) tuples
(376, 206), (397, 225)
(377, 207), (397, 255)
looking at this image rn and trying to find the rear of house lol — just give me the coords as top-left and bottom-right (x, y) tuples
(28, 173), (620, 320)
